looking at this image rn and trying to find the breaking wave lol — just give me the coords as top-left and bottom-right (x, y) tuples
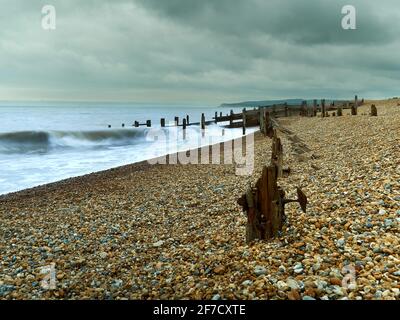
(0, 129), (149, 153)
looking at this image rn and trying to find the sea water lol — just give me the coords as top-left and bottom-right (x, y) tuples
(0, 101), (256, 195)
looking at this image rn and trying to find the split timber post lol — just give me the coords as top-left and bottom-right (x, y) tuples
(242, 108), (246, 135)
(284, 103), (289, 117)
(237, 164), (308, 243)
(146, 120), (151, 127)
(230, 110), (234, 126)
(321, 99), (326, 118)
(134, 121), (139, 128)
(352, 95), (358, 115)
(371, 104), (378, 116)
(313, 100), (317, 117)
(160, 118), (166, 127)
(175, 117), (179, 126)
(215, 111), (218, 124)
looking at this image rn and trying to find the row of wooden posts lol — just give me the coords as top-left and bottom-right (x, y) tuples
(112, 96), (378, 132)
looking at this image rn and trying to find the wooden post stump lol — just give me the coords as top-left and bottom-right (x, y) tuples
(242, 108), (246, 135)
(337, 107), (343, 117)
(370, 104), (378, 116)
(321, 99), (326, 118)
(160, 118), (166, 127)
(201, 113), (206, 130)
(264, 111), (274, 138)
(186, 115), (190, 125)
(146, 120), (151, 127)
(215, 111), (218, 123)
(230, 110), (234, 126)
(134, 121), (139, 128)
(174, 117), (179, 126)
(271, 131), (283, 178)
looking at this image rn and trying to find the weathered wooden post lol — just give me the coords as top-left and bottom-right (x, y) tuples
(146, 120), (151, 127)
(183, 118), (187, 139)
(321, 99), (326, 118)
(186, 115), (190, 125)
(371, 104), (378, 116)
(215, 111), (218, 123)
(201, 113), (205, 130)
(352, 95), (358, 115)
(160, 118), (166, 127)
(230, 110), (234, 126)
(134, 121), (139, 128)
(264, 111), (274, 138)
(271, 131), (283, 178)
(174, 117), (179, 126)
(337, 106), (343, 116)
(201, 113), (206, 137)
(220, 112), (223, 117)
(237, 164), (308, 243)
(313, 99), (317, 117)
(242, 108), (246, 135)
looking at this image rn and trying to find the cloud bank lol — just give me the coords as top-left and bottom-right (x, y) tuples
(0, 0), (399, 103)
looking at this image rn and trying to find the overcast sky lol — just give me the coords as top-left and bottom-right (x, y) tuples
(0, 0), (399, 104)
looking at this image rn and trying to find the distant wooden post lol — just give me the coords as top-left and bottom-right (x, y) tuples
(230, 110), (234, 126)
(160, 118), (166, 127)
(146, 120), (151, 127)
(201, 113), (205, 130)
(284, 103), (288, 117)
(242, 108), (246, 135)
(134, 121), (139, 127)
(352, 95), (358, 115)
(186, 115), (190, 125)
(220, 112), (222, 117)
(183, 118), (187, 139)
(321, 99), (326, 118)
(122, 123), (125, 128)
(108, 125), (112, 128)
(371, 104), (378, 116)
(174, 117), (179, 126)
(337, 106), (343, 116)
(215, 111), (218, 123)
(313, 99), (317, 117)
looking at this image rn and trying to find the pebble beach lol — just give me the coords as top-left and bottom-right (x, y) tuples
(1, 99), (399, 300)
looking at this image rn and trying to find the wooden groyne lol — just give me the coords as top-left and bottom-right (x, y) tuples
(110, 96), (368, 133)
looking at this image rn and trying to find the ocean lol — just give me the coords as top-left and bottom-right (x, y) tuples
(0, 101), (255, 195)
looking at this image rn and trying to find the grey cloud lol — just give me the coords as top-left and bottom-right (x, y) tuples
(0, 0), (399, 103)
